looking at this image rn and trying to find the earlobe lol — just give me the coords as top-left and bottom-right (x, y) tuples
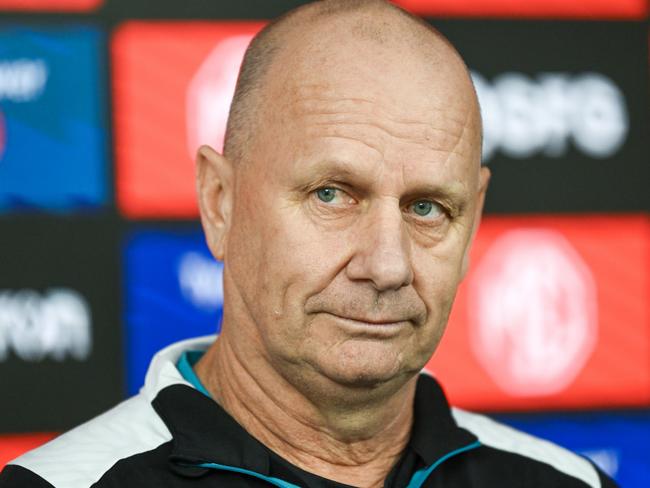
(196, 145), (234, 262)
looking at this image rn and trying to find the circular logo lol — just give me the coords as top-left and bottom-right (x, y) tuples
(186, 34), (255, 158)
(468, 229), (598, 397)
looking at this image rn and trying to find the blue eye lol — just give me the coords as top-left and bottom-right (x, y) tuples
(316, 187), (337, 203)
(411, 200), (441, 218)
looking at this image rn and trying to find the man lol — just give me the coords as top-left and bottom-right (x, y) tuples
(0, 1), (617, 487)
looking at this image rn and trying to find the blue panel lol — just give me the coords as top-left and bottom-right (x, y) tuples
(0, 26), (107, 211)
(494, 412), (650, 487)
(123, 228), (223, 395)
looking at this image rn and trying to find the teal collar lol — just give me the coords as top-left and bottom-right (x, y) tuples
(176, 350), (211, 398)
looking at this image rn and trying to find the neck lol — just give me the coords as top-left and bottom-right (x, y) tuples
(195, 331), (416, 487)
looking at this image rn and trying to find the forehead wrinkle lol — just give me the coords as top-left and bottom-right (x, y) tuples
(291, 84), (470, 127)
(291, 83), (378, 108)
(437, 106), (473, 173)
(311, 118), (473, 158)
(317, 134), (384, 159)
(292, 94), (476, 158)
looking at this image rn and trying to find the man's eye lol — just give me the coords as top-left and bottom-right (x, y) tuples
(410, 200), (443, 219)
(315, 187), (338, 203)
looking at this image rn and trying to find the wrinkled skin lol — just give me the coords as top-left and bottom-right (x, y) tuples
(195, 7), (489, 487)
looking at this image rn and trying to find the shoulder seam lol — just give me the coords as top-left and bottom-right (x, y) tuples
(10, 394), (172, 488)
(452, 408), (600, 488)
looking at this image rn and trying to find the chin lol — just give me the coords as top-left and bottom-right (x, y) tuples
(324, 368), (401, 390)
(314, 343), (410, 390)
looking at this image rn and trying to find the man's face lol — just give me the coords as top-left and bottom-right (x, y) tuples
(220, 35), (487, 393)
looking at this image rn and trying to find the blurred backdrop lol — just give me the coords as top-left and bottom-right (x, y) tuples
(0, 0), (648, 485)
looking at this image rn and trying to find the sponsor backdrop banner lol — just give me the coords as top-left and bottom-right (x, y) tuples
(0, 1), (648, 481)
(0, 26), (108, 212)
(434, 20), (650, 213)
(495, 412), (650, 488)
(0, 218), (122, 432)
(396, 0), (649, 19)
(112, 22), (264, 218)
(120, 217), (650, 410)
(427, 214), (650, 410)
(123, 228), (223, 395)
(98, 0), (650, 20)
(0, 0), (102, 11)
(112, 20), (649, 218)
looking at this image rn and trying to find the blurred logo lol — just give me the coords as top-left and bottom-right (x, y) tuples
(0, 59), (48, 163)
(581, 448), (620, 479)
(0, 288), (92, 362)
(113, 22), (263, 217)
(468, 229), (598, 396)
(0, 58), (48, 102)
(472, 72), (628, 162)
(0, 27), (106, 211)
(186, 34), (254, 157)
(178, 251), (224, 310)
(124, 229), (223, 394)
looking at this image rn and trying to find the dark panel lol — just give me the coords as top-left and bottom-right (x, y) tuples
(431, 20), (650, 213)
(100, 0), (311, 20)
(0, 216), (123, 432)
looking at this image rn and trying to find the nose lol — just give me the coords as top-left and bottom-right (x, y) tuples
(346, 200), (414, 291)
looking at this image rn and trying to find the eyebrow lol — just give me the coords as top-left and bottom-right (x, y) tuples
(292, 158), (470, 211)
(291, 158), (375, 188)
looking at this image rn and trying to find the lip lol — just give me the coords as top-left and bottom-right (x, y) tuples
(323, 312), (410, 328)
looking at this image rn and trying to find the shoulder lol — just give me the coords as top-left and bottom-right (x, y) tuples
(451, 408), (617, 488)
(0, 393), (172, 488)
(0, 465), (54, 488)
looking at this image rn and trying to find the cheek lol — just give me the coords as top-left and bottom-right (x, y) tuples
(226, 190), (351, 340)
(412, 240), (466, 328)
(261, 226), (352, 358)
(225, 186), (284, 328)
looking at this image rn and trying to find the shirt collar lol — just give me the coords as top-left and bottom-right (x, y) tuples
(154, 384), (271, 475)
(141, 334), (216, 403)
(409, 373), (478, 465)
(146, 337), (477, 475)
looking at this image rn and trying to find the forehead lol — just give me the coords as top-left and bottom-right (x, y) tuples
(291, 82), (474, 155)
(251, 21), (481, 190)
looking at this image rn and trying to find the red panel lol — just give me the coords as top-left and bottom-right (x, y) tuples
(0, 433), (56, 468)
(112, 22), (265, 218)
(426, 215), (650, 411)
(393, 0), (648, 19)
(0, 0), (101, 11)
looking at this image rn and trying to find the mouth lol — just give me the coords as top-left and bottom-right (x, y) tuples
(322, 312), (411, 331)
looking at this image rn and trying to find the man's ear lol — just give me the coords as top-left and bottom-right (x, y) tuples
(196, 145), (234, 262)
(461, 166), (491, 279)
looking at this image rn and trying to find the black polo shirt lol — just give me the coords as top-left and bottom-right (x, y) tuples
(164, 350), (479, 487)
(0, 336), (617, 488)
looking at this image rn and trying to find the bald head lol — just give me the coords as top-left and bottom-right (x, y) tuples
(196, 0), (490, 436)
(223, 0), (479, 166)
